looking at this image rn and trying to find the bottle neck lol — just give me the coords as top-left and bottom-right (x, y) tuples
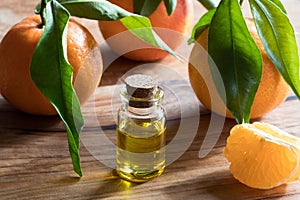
(127, 104), (157, 116)
(120, 85), (164, 116)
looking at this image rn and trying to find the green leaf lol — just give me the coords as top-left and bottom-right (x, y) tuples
(57, 0), (130, 20)
(30, 0), (83, 176)
(188, 8), (216, 44)
(197, 0), (219, 10)
(119, 15), (175, 57)
(59, 0), (177, 58)
(134, 0), (162, 16)
(208, 0), (262, 123)
(268, 0), (287, 14)
(163, 0), (177, 16)
(250, 0), (300, 99)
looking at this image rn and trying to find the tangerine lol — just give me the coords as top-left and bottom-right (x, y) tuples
(188, 18), (290, 119)
(98, 0), (194, 61)
(0, 15), (103, 115)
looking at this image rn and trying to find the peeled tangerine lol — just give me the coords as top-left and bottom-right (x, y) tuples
(224, 122), (300, 189)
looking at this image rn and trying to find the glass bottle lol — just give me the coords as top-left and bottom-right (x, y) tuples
(116, 74), (166, 182)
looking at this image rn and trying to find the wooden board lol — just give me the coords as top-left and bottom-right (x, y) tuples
(1, 79), (300, 199)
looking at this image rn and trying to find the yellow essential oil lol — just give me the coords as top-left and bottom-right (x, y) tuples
(117, 120), (166, 182)
(116, 74), (166, 182)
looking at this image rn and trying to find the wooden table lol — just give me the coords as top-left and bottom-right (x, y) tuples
(1, 0), (300, 199)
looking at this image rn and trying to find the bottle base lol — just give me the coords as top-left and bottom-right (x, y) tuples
(116, 167), (165, 183)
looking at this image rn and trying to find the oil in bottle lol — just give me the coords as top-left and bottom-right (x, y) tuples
(116, 74), (166, 182)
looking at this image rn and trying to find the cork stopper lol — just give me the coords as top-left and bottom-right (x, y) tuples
(124, 74), (158, 98)
(124, 74), (158, 108)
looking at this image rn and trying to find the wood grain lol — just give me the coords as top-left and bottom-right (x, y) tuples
(1, 81), (300, 199)
(1, 0), (300, 199)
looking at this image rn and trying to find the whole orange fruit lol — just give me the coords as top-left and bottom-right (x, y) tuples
(0, 15), (103, 115)
(98, 0), (194, 61)
(188, 18), (290, 119)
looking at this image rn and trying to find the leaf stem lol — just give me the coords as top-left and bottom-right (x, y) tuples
(197, 0), (219, 10)
(38, 0), (47, 28)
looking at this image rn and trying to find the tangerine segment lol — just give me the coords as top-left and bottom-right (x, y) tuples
(252, 122), (300, 147)
(252, 122), (300, 182)
(224, 123), (300, 189)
